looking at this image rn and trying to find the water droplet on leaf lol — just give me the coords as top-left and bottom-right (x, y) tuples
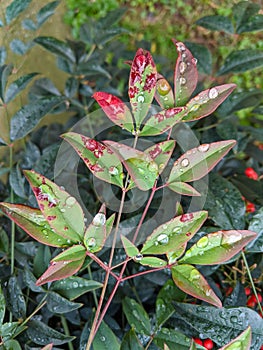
(196, 236), (209, 248)
(65, 196), (76, 206)
(179, 61), (187, 74)
(109, 166), (119, 175)
(208, 87), (219, 99)
(92, 213), (106, 226)
(137, 95), (145, 103)
(198, 144), (210, 152)
(157, 233), (169, 245)
(87, 237), (96, 248)
(181, 158), (189, 167)
(134, 254), (143, 261)
(179, 77), (186, 85)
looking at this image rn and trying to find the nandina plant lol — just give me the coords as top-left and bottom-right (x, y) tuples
(0, 40), (260, 350)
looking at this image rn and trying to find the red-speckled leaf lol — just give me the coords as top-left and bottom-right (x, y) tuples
(218, 326), (251, 350)
(141, 211), (208, 255)
(168, 182), (201, 196)
(173, 39), (198, 107)
(36, 245), (86, 285)
(61, 132), (124, 188)
(180, 230), (257, 265)
(104, 140), (158, 191)
(183, 84), (236, 121)
(168, 140), (236, 184)
(84, 205), (115, 253)
(139, 107), (186, 136)
(0, 203), (70, 247)
(24, 170), (84, 242)
(93, 92), (134, 133)
(128, 48), (157, 128)
(145, 140), (176, 175)
(121, 235), (139, 257)
(155, 74), (175, 109)
(172, 264), (222, 307)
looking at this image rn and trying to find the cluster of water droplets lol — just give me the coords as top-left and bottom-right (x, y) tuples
(188, 87), (219, 113)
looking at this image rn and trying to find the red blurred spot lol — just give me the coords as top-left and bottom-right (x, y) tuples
(203, 338), (214, 349)
(246, 201), (256, 213)
(193, 338), (203, 346)
(244, 167), (258, 180)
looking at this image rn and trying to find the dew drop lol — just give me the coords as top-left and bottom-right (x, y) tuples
(221, 231), (242, 245)
(163, 96), (168, 101)
(179, 77), (186, 85)
(196, 236), (209, 248)
(65, 196), (76, 206)
(137, 95), (145, 103)
(134, 254), (143, 261)
(181, 158), (189, 167)
(179, 61), (187, 74)
(109, 166), (119, 176)
(176, 42), (186, 52)
(138, 167), (145, 174)
(148, 162), (158, 173)
(208, 87), (219, 99)
(72, 281), (79, 288)
(87, 237), (96, 248)
(100, 336), (106, 342)
(198, 144), (210, 152)
(190, 269), (200, 281)
(230, 315), (238, 323)
(60, 186), (65, 190)
(61, 208), (66, 213)
(92, 213), (106, 226)
(205, 288), (212, 296)
(189, 104), (200, 112)
(157, 233), (169, 245)
(192, 57), (198, 65)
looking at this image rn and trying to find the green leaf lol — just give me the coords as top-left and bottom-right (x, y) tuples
(173, 39), (198, 106)
(9, 164), (27, 199)
(1, 322), (27, 343)
(22, 19), (37, 30)
(172, 265), (222, 307)
(5, 72), (38, 103)
(27, 319), (75, 345)
(196, 15), (234, 34)
(168, 140), (236, 183)
(185, 42), (212, 75)
(0, 227), (9, 253)
(93, 92), (135, 133)
(173, 303), (263, 349)
(24, 170), (85, 241)
(155, 75), (174, 109)
(121, 235), (139, 257)
(36, 245), (86, 285)
(34, 36), (76, 63)
(120, 329), (144, 350)
(93, 320), (120, 350)
(0, 47), (7, 65)
(0, 285), (5, 326)
(2, 339), (22, 350)
(6, 276), (26, 319)
(0, 64), (13, 102)
(246, 207), (263, 253)
(23, 269), (44, 293)
(10, 96), (65, 141)
(141, 211), (207, 255)
(218, 50), (263, 75)
(145, 140), (175, 175)
(62, 132), (124, 188)
(122, 297), (151, 336)
(204, 174), (246, 230)
(183, 84), (236, 121)
(139, 256), (167, 267)
(51, 276), (103, 300)
(237, 14), (263, 33)
(155, 328), (203, 350)
(0, 203), (70, 247)
(46, 291), (82, 314)
(64, 76), (78, 98)
(139, 107), (186, 136)
(219, 326), (251, 350)
(104, 140), (158, 191)
(168, 182), (201, 197)
(128, 48), (157, 128)
(37, 1), (60, 27)
(5, 0), (31, 25)
(232, 1), (260, 33)
(9, 39), (32, 55)
(180, 229), (257, 265)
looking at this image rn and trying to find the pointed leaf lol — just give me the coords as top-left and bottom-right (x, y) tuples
(104, 140), (158, 191)
(128, 48), (157, 128)
(168, 140), (236, 184)
(6, 276), (26, 319)
(139, 256), (167, 267)
(155, 75), (175, 109)
(185, 42), (212, 75)
(93, 320), (120, 350)
(141, 211), (208, 255)
(155, 328), (204, 350)
(5, 72), (38, 103)
(180, 230), (257, 265)
(93, 92), (134, 133)
(9, 39), (32, 55)
(237, 14), (263, 33)
(196, 15), (234, 34)
(10, 96), (65, 141)
(183, 84), (236, 121)
(36, 245), (86, 285)
(122, 297), (151, 336)
(246, 207), (263, 253)
(24, 170), (84, 241)
(168, 182), (201, 196)
(121, 235), (139, 257)
(23, 18), (37, 30)
(172, 265), (222, 307)
(51, 276), (102, 300)
(37, 1), (60, 27)
(218, 50), (263, 75)
(0, 285), (6, 326)
(5, 0), (31, 25)
(120, 329), (144, 350)
(46, 291), (82, 314)
(9, 164), (27, 199)
(145, 140), (176, 175)
(0, 64), (13, 102)
(173, 39), (198, 106)
(139, 107), (186, 136)
(233, 2), (261, 33)
(34, 36), (76, 63)
(61, 132), (124, 188)
(219, 326), (251, 350)
(0, 47), (7, 65)
(0, 203), (70, 247)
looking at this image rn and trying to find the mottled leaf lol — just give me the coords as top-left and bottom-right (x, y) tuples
(183, 84), (236, 121)
(196, 15), (234, 34)
(173, 39), (198, 106)
(218, 50), (263, 75)
(155, 75), (174, 109)
(5, 0), (31, 25)
(62, 132), (124, 188)
(93, 92), (134, 133)
(180, 230), (257, 265)
(168, 140), (236, 184)
(6, 276), (26, 319)
(9, 164), (27, 199)
(36, 245), (86, 285)
(46, 291), (82, 314)
(5, 72), (38, 103)
(219, 326), (251, 350)
(0, 203), (70, 247)
(145, 140), (175, 175)
(233, 2), (261, 33)
(120, 329), (144, 350)
(172, 265), (222, 307)
(24, 170), (84, 241)
(237, 14), (263, 33)
(141, 211), (207, 255)
(128, 48), (157, 128)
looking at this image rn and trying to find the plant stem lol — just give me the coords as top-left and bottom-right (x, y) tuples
(242, 251), (263, 315)
(61, 316), (74, 350)
(9, 144), (15, 323)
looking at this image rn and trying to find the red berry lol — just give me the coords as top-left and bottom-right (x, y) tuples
(257, 293), (263, 303)
(246, 201), (256, 213)
(203, 338), (214, 349)
(193, 338), (203, 346)
(244, 167), (258, 180)
(247, 296), (256, 308)
(245, 287), (251, 296)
